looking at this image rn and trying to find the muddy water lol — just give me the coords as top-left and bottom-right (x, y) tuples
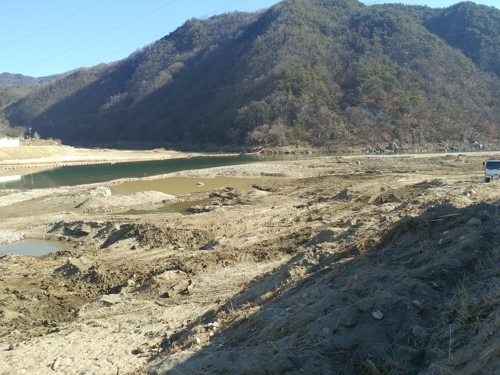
(110, 176), (264, 196)
(1, 154), (308, 190)
(116, 198), (212, 215)
(0, 240), (67, 256)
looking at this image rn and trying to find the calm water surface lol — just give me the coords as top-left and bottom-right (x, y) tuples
(1, 154), (316, 190)
(110, 176), (265, 195)
(0, 240), (67, 256)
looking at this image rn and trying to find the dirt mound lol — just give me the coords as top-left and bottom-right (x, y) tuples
(142, 201), (500, 375)
(3, 153), (500, 374)
(75, 191), (176, 211)
(55, 255), (92, 277)
(75, 196), (107, 210)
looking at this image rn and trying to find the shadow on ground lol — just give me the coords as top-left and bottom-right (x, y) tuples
(141, 201), (500, 375)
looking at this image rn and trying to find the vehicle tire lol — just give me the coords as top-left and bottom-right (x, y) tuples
(485, 178), (491, 183)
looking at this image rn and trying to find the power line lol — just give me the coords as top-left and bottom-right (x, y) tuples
(5, 39), (254, 119)
(12, 0), (248, 76)
(30, 82), (248, 128)
(80, 0), (247, 68)
(0, 0), (101, 52)
(4, 0), (264, 132)
(5, 0), (252, 117)
(14, 0), (183, 74)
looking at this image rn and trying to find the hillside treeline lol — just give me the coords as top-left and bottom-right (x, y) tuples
(3, 0), (500, 149)
(0, 72), (74, 118)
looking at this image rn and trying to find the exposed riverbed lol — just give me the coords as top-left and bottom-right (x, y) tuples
(1, 153), (312, 190)
(2, 147), (500, 375)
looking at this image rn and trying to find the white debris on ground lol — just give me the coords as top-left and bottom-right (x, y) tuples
(0, 230), (24, 245)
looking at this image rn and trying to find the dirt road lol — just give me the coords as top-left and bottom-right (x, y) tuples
(1, 152), (500, 374)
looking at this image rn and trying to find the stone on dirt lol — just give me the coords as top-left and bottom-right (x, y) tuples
(3, 152), (500, 375)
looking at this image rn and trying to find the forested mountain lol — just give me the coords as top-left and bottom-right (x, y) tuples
(2, 0), (500, 149)
(0, 72), (69, 111)
(0, 73), (40, 89)
(0, 72), (68, 90)
(425, 2), (500, 77)
(0, 87), (28, 109)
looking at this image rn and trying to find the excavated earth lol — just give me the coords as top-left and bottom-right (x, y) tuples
(1, 153), (500, 374)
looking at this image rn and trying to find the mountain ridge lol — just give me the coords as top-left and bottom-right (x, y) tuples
(0, 71), (70, 89)
(2, 0), (500, 150)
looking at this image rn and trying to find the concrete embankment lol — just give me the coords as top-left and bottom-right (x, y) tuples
(0, 145), (187, 170)
(0, 146), (70, 162)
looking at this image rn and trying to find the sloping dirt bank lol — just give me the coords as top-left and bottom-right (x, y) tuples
(0, 144), (192, 169)
(1, 153), (500, 374)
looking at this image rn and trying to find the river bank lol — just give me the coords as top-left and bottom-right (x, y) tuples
(0, 144), (195, 170)
(2, 143), (499, 173)
(2, 153), (500, 374)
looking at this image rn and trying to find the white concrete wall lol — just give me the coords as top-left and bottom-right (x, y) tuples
(0, 138), (20, 147)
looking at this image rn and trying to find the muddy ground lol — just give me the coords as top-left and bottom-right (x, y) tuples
(1, 153), (500, 374)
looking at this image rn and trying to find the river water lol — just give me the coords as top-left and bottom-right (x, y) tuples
(0, 153), (315, 190)
(1, 153), (324, 255)
(0, 240), (67, 256)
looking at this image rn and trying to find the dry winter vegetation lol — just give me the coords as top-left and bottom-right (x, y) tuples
(1, 152), (500, 374)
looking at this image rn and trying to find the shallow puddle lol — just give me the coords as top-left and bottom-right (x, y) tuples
(116, 198), (211, 216)
(110, 176), (264, 196)
(0, 240), (67, 256)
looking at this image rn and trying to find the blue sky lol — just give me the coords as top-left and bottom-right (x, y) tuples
(0, 0), (498, 77)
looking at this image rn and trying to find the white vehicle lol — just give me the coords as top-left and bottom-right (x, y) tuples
(484, 159), (500, 182)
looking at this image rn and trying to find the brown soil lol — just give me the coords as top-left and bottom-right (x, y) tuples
(2, 152), (500, 374)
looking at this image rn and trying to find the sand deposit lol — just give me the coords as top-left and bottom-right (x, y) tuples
(1, 151), (500, 374)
